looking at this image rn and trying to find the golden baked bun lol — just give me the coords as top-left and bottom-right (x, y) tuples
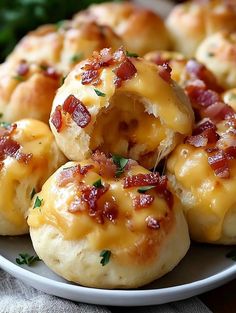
(167, 0), (236, 57)
(50, 48), (194, 169)
(7, 22), (122, 75)
(0, 61), (61, 123)
(28, 153), (190, 289)
(167, 118), (236, 244)
(196, 31), (236, 89)
(223, 88), (236, 112)
(0, 119), (66, 236)
(74, 2), (170, 56)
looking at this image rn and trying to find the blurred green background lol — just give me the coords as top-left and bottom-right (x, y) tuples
(0, 0), (121, 62)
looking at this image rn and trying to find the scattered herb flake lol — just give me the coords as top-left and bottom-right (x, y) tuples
(30, 188), (36, 200)
(55, 20), (66, 30)
(0, 122), (11, 129)
(138, 186), (156, 194)
(33, 196), (43, 209)
(60, 75), (66, 86)
(16, 253), (41, 266)
(207, 52), (215, 57)
(126, 51), (139, 58)
(226, 249), (236, 261)
(0, 113), (3, 118)
(93, 179), (103, 188)
(112, 154), (129, 177)
(100, 250), (111, 266)
(94, 89), (106, 97)
(12, 75), (24, 82)
(70, 53), (83, 64)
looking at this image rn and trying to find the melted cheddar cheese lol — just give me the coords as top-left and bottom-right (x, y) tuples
(28, 161), (174, 261)
(167, 144), (236, 243)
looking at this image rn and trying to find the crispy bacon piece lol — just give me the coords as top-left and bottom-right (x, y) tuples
(17, 61), (29, 76)
(81, 69), (99, 85)
(102, 201), (118, 223)
(208, 149), (230, 178)
(51, 106), (62, 133)
(63, 95), (91, 128)
(59, 164), (93, 187)
(91, 151), (116, 178)
(133, 194), (154, 209)
(186, 120), (219, 147)
(0, 136), (32, 164)
(158, 63), (172, 83)
(145, 216), (160, 230)
(123, 172), (163, 189)
(114, 58), (137, 87)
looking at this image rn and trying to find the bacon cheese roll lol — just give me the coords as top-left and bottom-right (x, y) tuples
(7, 22), (122, 75)
(167, 0), (236, 57)
(167, 118), (236, 244)
(28, 152), (190, 289)
(73, 2), (170, 56)
(0, 119), (66, 236)
(196, 31), (236, 89)
(50, 48), (194, 169)
(0, 61), (61, 123)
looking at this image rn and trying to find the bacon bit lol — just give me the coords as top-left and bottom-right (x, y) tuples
(91, 151), (116, 178)
(208, 149), (230, 178)
(123, 172), (163, 189)
(225, 146), (236, 159)
(51, 106), (62, 133)
(0, 161), (3, 171)
(158, 63), (172, 83)
(58, 164), (93, 187)
(17, 61), (29, 76)
(44, 66), (60, 80)
(114, 58), (137, 87)
(102, 201), (118, 223)
(81, 69), (99, 85)
(133, 194), (154, 209)
(186, 120), (219, 147)
(63, 95), (91, 128)
(145, 216), (160, 230)
(151, 54), (168, 66)
(99, 48), (114, 65)
(0, 136), (32, 164)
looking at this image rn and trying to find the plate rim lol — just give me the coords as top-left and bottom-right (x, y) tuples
(1, 253), (236, 306)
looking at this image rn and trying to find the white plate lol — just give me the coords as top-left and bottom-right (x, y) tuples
(1, 235), (236, 306)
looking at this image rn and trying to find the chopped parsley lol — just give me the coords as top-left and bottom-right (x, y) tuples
(55, 20), (66, 30)
(70, 53), (84, 64)
(138, 186), (156, 194)
(12, 75), (24, 82)
(93, 179), (103, 188)
(100, 250), (111, 266)
(16, 253), (41, 266)
(0, 121), (11, 129)
(0, 113), (3, 118)
(60, 75), (66, 86)
(30, 188), (36, 200)
(112, 154), (129, 177)
(126, 51), (139, 58)
(207, 52), (215, 57)
(226, 249), (236, 261)
(94, 89), (106, 97)
(33, 196), (43, 209)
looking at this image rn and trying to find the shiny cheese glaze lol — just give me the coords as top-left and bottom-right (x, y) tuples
(28, 161), (175, 261)
(0, 119), (63, 232)
(167, 144), (236, 242)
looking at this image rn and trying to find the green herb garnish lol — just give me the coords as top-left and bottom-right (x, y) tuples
(207, 52), (215, 57)
(12, 75), (24, 82)
(138, 186), (156, 194)
(226, 249), (236, 261)
(60, 75), (66, 86)
(0, 113), (3, 118)
(112, 154), (129, 177)
(55, 20), (66, 30)
(93, 179), (103, 188)
(70, 53), (83, 64)
(30, 188), (36, 200)
(33, 196), (43, 209)
(16, 253), (41, 266)
(100, 250), (111, 266)
(126, 51), (139, 58)
(94, 89), (106, 97)
(0, 122), (11, 129)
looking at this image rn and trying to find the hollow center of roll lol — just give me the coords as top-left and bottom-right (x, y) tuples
(90, 93), (166, 168)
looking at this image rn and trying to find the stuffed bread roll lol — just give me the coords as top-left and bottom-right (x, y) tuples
(0, 61), (61, 123)
(0, 119), (66, 236)
(73, 2), (170, 56)
(28, 152), (190, 289)
(167, 118), (236, 244)
(6, 22), (122, 75)
(50, 48), (194, 169)
(167, 0), (236, 58)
